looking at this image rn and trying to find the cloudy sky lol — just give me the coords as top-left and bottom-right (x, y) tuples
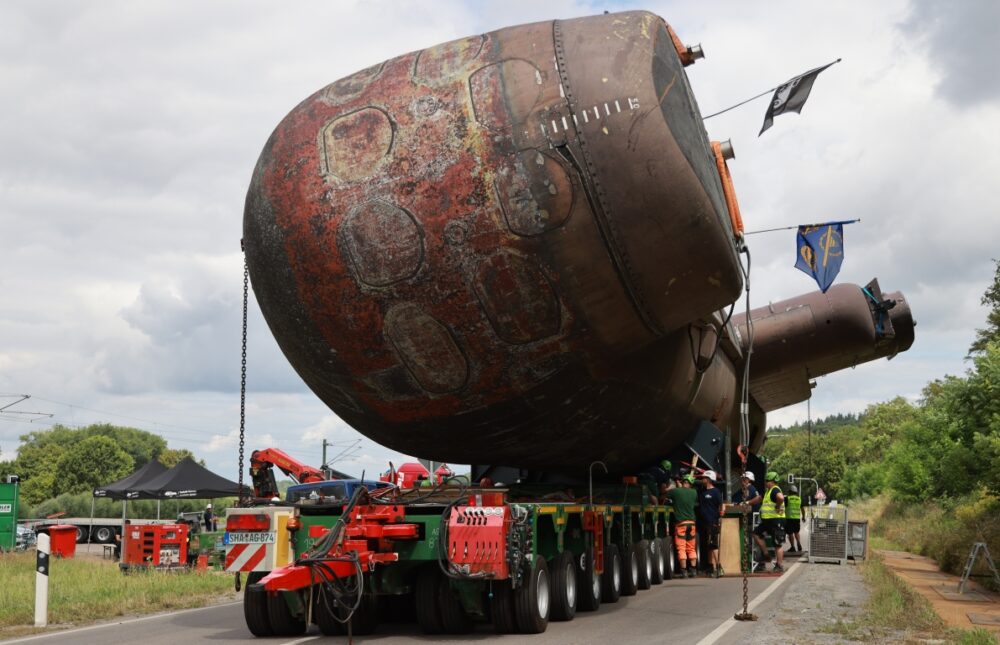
(2, 0), (998, 481)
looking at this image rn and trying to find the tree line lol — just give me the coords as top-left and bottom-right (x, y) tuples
(0, 423), (196, 506)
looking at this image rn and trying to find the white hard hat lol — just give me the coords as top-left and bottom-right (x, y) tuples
(742, 472), (755, 481)
(701, 470), (717, 482)
(206, 503), (212, 508)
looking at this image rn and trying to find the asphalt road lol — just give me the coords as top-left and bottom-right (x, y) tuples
(4, 559), (806, 645)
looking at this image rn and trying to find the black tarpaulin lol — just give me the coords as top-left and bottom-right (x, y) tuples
(130, 457), (250, 500)
(93, 460), (168, 500)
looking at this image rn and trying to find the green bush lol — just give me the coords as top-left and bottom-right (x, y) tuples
(871, 491), (1000, 591)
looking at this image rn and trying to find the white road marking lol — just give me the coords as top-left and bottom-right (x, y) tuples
(281, 637), (320, 645)
(4, 602), (242, 643)
(694, 560), (803, 645)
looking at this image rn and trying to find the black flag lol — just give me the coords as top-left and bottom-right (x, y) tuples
(759, 60), (839, 135)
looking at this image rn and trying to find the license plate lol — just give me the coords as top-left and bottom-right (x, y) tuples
(226, 531), (275, 544)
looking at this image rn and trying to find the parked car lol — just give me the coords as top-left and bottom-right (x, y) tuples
(16, 524), (36, 550)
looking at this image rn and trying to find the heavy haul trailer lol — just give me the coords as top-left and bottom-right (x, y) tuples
(227, 482), (673, 636)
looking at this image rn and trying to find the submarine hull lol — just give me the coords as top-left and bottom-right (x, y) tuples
(243, 11), (915, 472)
(244, 11), (747, 472)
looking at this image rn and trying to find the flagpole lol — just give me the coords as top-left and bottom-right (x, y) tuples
(703, 87), (777, 120)
(743, 218), (860, 236)
(703, 58), (842, 120)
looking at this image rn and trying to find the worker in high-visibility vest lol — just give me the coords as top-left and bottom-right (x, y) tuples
(785, 485), (804, 554)
(752, 471), (786, 573)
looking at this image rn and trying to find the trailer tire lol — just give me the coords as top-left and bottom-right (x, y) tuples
(75, 527), (86, 543)
(577, 547), (601, 612)
(438, 576), (473, 633)
(636, 540), (652, 590)
(415, 566), (444, 634)
(660, 537), (674, 580)
(348, 592), (379, 635)
(550, 551), (577, 621)
(314, 594), (346, 636)
(601, 543), (622, 603)
(491, 580), (518, 633)
(266, 590), (306, 636)
(380, 593), (416, 623)
(650, 538), (665, 584)
(243, 572), (275, 637)
(620, 543), (639, 596)
(94, 526), (115, 543)
(514, 557), (550, 634)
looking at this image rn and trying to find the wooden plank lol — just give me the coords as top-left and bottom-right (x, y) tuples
(720, 516), (742, 573)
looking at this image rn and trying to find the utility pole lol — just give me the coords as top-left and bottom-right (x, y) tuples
(807, 397), (814, 505)
(321, 439), (330, 478)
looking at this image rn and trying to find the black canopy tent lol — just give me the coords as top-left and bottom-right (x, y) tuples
(90, 460), (169, 538)
(92, 458), (250, 535)
(93, 460), (168, 499)
(131, 457), (250, 500)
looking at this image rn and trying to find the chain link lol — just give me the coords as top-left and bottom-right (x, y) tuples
(734, 450), (757, 621)
(238, 252), (249, 508)
(234, 247), (250, 593)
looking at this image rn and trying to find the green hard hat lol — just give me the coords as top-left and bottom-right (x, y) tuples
(766, 471), (779, 482)
(684, 474), (696, 484)
(660, 459), (672, 471)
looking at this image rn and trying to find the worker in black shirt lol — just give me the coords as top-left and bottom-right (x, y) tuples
(203, 503), (215, 532)
(697, 471), (726, 578)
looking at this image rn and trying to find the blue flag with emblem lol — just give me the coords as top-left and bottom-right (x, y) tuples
(795, 223), (846, 292)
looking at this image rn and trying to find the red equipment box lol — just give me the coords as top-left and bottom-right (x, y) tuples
(447, 505), (509, 579)
(120, 523), (188, 571)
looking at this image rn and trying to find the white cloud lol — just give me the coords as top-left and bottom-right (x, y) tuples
(204, 429), (240, 453)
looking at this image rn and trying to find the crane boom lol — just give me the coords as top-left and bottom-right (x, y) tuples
(249, 448), (327, 499)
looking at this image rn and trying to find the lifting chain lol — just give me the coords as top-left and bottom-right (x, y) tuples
(238, 248), (249, 508)
(734, 450), (757, 622)
(234, 245), (250, 594)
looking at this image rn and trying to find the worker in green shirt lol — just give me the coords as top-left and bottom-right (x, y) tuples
(666, 475), (699, 577)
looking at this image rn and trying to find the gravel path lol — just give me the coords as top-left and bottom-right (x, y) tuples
(740, 560), (872, 644)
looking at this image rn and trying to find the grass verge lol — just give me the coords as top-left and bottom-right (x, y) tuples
(0, 552), (236, 638)
(817, 553), (998, 644)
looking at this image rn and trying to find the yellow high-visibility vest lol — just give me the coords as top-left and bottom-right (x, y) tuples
(761, 486), (784, 520)
(785, 494), (802, 519)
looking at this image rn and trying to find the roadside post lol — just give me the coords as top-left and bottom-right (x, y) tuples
(35, 532), (50, 627)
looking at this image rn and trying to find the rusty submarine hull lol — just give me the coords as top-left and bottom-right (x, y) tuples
(242, 11), (915, 473)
